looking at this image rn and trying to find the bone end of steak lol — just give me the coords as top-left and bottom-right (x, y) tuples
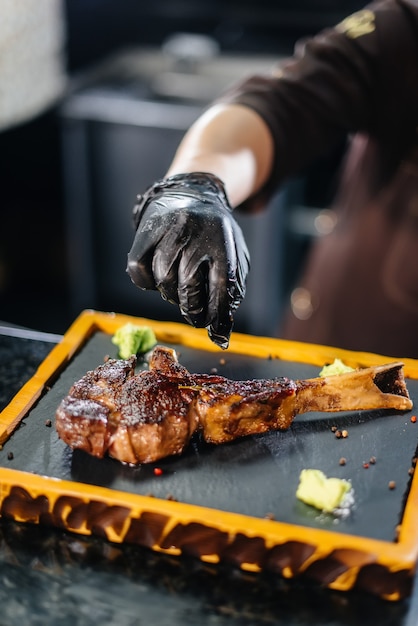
(148, 345), (185, 376)
(295, 361), (413, 414)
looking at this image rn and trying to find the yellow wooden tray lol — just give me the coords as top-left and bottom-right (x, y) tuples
(1, 309), (418, 601)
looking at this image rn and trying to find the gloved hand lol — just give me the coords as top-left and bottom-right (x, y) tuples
(127, 172), (250, 349)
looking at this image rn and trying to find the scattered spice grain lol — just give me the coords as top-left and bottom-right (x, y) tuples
(7, 452), (13, 460)
(153, 467), (163, 476)
(369, 456), (376, 465)
(339, 457), (346, 466)
(388, 481), (396, 490)
(411, 415), (417, 423)
(45, 419), (52, 427)
(362, 462), (369, 469)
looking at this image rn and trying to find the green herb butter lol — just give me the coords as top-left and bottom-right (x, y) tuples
(319, 358), (354, 377)
(112, 323), (157, 359)
(296, 469), (352, 513)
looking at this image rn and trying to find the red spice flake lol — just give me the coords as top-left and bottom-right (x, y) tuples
(362, 462), (369, 469)
(153, 467), (163, 476)
(411, 415), (417, 423)
(388, 481), (396, 490)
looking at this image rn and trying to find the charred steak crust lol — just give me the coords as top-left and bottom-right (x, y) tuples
(55, 356), (136, 459)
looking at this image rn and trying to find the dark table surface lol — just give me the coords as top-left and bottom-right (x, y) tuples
(1, 322), (418, 626)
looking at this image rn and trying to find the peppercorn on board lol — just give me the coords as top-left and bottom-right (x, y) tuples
(1, 309), (418, 600)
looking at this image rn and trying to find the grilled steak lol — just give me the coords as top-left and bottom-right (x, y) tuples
(55, 345), (412, 464)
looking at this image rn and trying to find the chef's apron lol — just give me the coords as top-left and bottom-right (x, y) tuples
(280, 134), (418, 359)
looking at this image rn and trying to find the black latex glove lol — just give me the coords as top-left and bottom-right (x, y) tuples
(127, 172), (250, 349)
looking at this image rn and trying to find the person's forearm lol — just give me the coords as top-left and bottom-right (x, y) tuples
(166, 103), (274, 208)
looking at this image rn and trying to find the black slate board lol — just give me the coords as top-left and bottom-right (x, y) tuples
(1, 330), (417, 543)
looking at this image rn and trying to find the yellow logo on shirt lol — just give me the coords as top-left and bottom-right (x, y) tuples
(336, 9), (376, 39)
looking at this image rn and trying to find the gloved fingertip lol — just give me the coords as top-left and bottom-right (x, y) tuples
(207, 325), (231, 350)
(126, 249), (142, 278)
(183, 312), (208, 329)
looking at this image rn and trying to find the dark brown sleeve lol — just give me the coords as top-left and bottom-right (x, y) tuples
(217, 0), (418, 212)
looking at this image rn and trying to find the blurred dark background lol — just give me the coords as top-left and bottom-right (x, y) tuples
(0, 0), (366, 335)
(64, 0), (365, 70)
